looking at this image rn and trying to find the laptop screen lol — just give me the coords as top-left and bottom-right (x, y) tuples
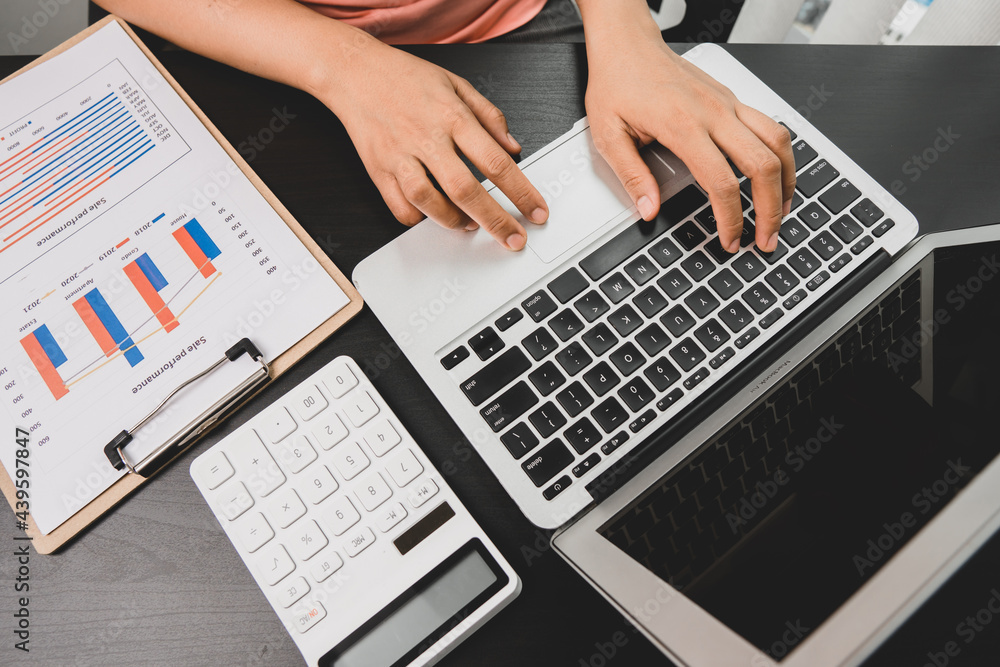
(598, 239), (1000, 660)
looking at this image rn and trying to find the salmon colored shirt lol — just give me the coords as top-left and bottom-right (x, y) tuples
(299, 0), (549, 44)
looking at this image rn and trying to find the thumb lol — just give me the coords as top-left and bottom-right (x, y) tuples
(595, 127), (660, 220)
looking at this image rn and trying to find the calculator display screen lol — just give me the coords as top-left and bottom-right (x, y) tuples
(321, 539), (507, 667)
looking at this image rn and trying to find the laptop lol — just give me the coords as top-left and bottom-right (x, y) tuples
(354, 44), (1000, 663)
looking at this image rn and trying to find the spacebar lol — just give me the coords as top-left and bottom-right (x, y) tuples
(579, 184), (707, 281)
(460, 347), (531, 406)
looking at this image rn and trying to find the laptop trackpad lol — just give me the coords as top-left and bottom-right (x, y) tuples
(490, 129), (681, 264)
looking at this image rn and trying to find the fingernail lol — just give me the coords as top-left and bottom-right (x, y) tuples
(637, 195), (655, 220)
(530, 208), (547, 224)
(782, 199), (792, 217)
(507, 132), (521, 151)
(506, 233), (526, 251)
(727, 238), (740, 254)
(767, 231), (779, 252)
(465, 222), (479, 231)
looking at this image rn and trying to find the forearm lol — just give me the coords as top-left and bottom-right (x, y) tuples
(576, 0), (665, 51)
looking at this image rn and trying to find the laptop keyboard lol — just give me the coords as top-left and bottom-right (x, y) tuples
(444, 130), (899, 502)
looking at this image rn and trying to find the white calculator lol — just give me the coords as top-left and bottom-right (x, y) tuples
(191, 356), (521, 667)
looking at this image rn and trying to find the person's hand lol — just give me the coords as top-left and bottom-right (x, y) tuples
(581, 11), (795, 253)
(321, 39), (548, 250)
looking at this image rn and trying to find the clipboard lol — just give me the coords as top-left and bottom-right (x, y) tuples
(0, 16), (363, 554)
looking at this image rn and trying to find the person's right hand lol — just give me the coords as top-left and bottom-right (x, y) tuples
(321, 38), (548, 251)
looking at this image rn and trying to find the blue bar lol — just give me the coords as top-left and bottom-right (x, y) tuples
(33, 325), (67, 368)
(19, 111), (132, 187)
(33, 129), (144, 205)
(36, 98), (121, 151)
(39, 92), (115, 144)
(184, 219), (221, 260)
(108, 141), (154, 178)
(136, 253), (168, 291)
(151, 213), (165, 223)
(84, 289), (144, 367)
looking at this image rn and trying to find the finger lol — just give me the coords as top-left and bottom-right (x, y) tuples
(594, 124), (660, 221)
(451, 75), (522, 155)
(736, 104), (796, 213)
(669, 133), (744, 253)
(455, 123), (547, 224)
(395, 158), (477, 232)
(431, 153), (528, 250)
(372, 172), (424, 226)
(713, 121), (783, 252)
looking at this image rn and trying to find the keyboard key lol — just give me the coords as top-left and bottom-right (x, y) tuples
(574, 291), (611, 322)
(288, 520), (328, 561)
(565, 418), (603, 454)
(592, 397), (630, 433)
(644, 357), (682, 391)
(257, 543), (295, 586)
(819, 178), (862, 214)
(755, 241), (789, 265)
(301, 465), (339, 505)
(322, 362), (358, 399)
(600, 272), (635, 303)
(322, 495), (360, 536)
(782, 288), (808, 310)
(796, 159), (839, 197)
(708, 269), (744, 300)
(851, 235), (873, 255)
(330, 441), (370, 480)
(742, 283), (778, 314)
(873, 218), (895, 238)
(407, 479), (439, 507)
(355, 472), (393, 511)
(272, 434), (318, 474)
(681, 251), (715, 281)
(628, 409), (657, 433)
(363, 419), (401, 456)
(291, 384), (328, 422)
(656, 388), (684, 411)
(788, 248), (822, 278)
(543, 476), (572, 500)
(582, 323), (618, 356)
(649, 238), (683, 268)
(375, 502), (408, 533)
(479, 381), (539, 432)
(798, 202), (831, 231)
(719, 301), (754, 333)
(694, 319), (731, 352)
(709, 347), (735, 369)
(556, 382), (595, 418)
(830, 215), (863, 244)
(521, 439), (575, 486)
(669, 338), (706, 372)
(765, 266), (801, 296)
(523, 290), (558, 322)
(261, 406), (297, 443)
(236, 512), (274, 553)
(661, 304), (697, 336)
(635, 323), (670, 355)
(624, 255), (660, 285)
(792, 140), (818, 171)
(608, 304), (642, 336)
(809, 232), (843, 260)
(657, 269), (693, 299)
(704, 237), (734, 264)
(549, 267), (589, 303)
(501, 422), (540, 459)
(469, 327), (505, 361)
(634, 286), (668, 317)
(550, 309), (584, 341)
(733, 253), (766, 282)
(683, 367), (710, 390)
(529, 402), (567, 438)
(310, 552), (343, 582)
(495, 308), (523, 332)
(291, 600), (326, 633)
(313, 413), (349, 452)
(195, 450), (234, 490)
(695, 206), (718, 233)
(229, 432), (286, 498)
(529, 361), (566, 396)
(779, 122), (797, 141)
(345, 391), (380, 428)
(268, 488), (307, 528)
(572, 453), (601, 477)
(760, 309), (784, 329)
(555, 341), (593, 376)
(344, 526), (376, 558)
(829, 253), (853, 273)
(610, 342), (645, 376)
(386, 449), (423, 487)
(584, 361), (621, 396)
(851, 198), (884, 227)
(740, 219), (756, 247)
(672, 221), (707, 251)
(441, 346), (470, 370)
(779, 218), (810, 247)
(601, 431), (630, 455)
(684, 287), (720, 318)
(522, 328), (559, 361)
(734, 327), (761, 349)
(579, 184), (706, 280)
(618, 376), (654, 412)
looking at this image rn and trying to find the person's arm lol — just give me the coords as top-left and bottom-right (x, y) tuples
(94, 0), (548, 250)
(576, 0), (795, 253)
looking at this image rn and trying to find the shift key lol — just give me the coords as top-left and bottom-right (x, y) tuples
(461, 347), (531, 406)
(480, 382), (538, 432)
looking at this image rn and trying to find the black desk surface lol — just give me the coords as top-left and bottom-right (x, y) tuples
(2, 43), (1000, 666)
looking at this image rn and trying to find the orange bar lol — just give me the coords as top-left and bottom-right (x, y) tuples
(0, 135), (46, 178)
(0, 166), (69, 225)
(123, 261), (179, 332)
(0, 169), (112, 251)
(115, 237), (130, 248)
(20, 333), (68, 400)
(173, 227), (216, 278)
(73, 297), (118, 357)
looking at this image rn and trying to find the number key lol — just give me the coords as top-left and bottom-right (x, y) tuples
(321, 495), (360, 536)
(291, 384), (328, 421)
(330, 441), (370, 480)
(301, 465), (338, 505)
(354, 472), (392, 511)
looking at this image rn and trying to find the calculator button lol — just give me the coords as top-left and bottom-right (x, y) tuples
(310, 551), (343, 582)
(364, 419), (401, 456)
(260, 406), (297, 443)
(291, 600), (326, 633)
(386, 449), (423, 488)
(288, 519), (328, 561)
(257, 543), (295, 586)
(322, 496), (360, 536)
(312, 413), (348, 451)
(322, 363), (358, 398)
(300, 465), (338, 505)
(277, 576), (310, 608)
(331, 441), (370, 480)
(291, 384), (328, 421)
(194, 451), (233, 490)
(345, 390), (380, 427)
(235, 512), (274, 553)
(229, 431), (286, 497)
(376, 502), (408, 533)
(268, 488), (307, 528)
(408, 479), (439, 507)
(216, 481), (254, 520)
(344, 526), (376, 558)
(354, 472), (393, 511)
(272, 434), (318, 474)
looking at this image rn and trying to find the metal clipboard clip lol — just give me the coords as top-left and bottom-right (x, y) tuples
(104, 338), (270, 478)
